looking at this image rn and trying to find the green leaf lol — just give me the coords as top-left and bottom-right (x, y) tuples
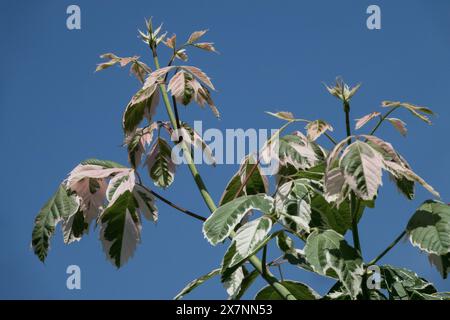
(62, 209), (89, 244)
(382, 101), (434, 125)
(428, 253), (450, 279)
(203, 195), (274, 246)
(406, 200), (450, 256)
(255, 281), (320, 300)
(339, 140), (384, 201)
(100, 191), (142, 268)
(145, 138), (176, 188)
(222, 217), (273, 271)
(219, 155), (268, 206)
(309, 195), (368, 235)
(174, 268), (221, 300)
(234, 267), (260, 300)
(123, 84), (159, 133)
(380, 265), (440, 300)
(32, 185), (79, 262)
(304, 229), (364, 299)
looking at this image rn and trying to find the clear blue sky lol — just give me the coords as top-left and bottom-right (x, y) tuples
(0, 0), (449, 299)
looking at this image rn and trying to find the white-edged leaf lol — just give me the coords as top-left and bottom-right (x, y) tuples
(406, 200), (450, 256)
(203, 195), (274, 245)
(275, 179), (312, 233)
(32, 185), (79, 262)
(339, 140), (384, 201)
(255, 280), (320, 300)
(174, 268), (221, 300)
(100, 190), (142, 268)
(223, 267), (245, 299)
(145, 138), (176, 188)
(227, 216), (273, 268)
(304, 229), (364, 299)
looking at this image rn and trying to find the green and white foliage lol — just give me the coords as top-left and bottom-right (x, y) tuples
(275, 179), (313, 233)
(380, 265), (441, 300)
(32, 184), (79, 261)
(145, 137), (176, 188)
(203, 195), (274, 246)
(304, 230), (364, 299)
(255, 281), (320, 300)
(33, 158), (157, 268)
(406, 200), (450, 278)
(219, 155), (268, 206)
(32, 20), (448, 300)
(324, 135), (439, 205)
(174, 268), (221, 300)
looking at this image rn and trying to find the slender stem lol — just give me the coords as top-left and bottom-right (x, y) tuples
(150, 190), (207, 222)
(323, 132), (338, 145)
(151, 51), (296, 300)
(369, 107), (399, 136)
(344, 101), (352, 146)
(368, 230), (406, 266)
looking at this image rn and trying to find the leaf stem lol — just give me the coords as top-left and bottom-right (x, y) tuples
(368, 106), (399, 136)
(151, 49), (296, 300)
(368, 230), (406, 266)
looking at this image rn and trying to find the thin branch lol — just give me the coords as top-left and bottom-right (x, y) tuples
(368, 230), (407, 266)
(150, 189), (207, 222)
(368, 106), (399, 136)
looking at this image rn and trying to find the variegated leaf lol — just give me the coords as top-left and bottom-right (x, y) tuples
(306, 120), (333, 141)
(355, 111), (380, 130)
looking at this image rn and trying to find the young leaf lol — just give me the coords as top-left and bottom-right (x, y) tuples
(355, 112), (380, 130)
(32, 185), (79, 262)
(180, 66), (215, 91)
(145, 138), (176, 188)
(306, 120), (333, 141)
(387, 118), (407, 136)
(203, 195), (274, 246)
(174, 268), (221, 300)
(219, 155), (268, 206)
(123, 83), (160, 133)
(180, 122), (217, 166)
(194, 42), (217, 53)
(304, 229), (364, 299)
(339, 140), (384, 201)
(382, 101), (435, 125)
(383, 160), (440, 198)
(125, 123), (158, 168)
(255, 280), (320, 300)
(406, 200), (450, 256)
(187, 30), (208, 43)
(265, 111), (295, 121)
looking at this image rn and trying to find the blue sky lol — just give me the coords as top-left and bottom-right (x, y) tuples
(0, 0), (449, 299)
